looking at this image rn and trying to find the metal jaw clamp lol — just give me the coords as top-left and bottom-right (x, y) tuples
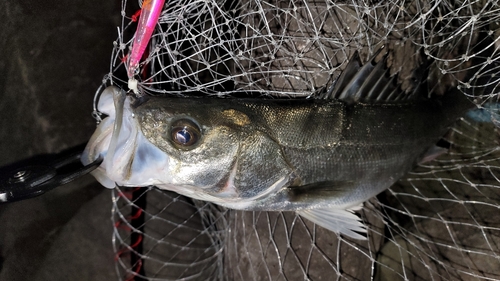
(0, 144), (102, 203)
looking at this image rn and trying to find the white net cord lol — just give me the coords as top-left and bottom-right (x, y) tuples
(104, 0), (500, 280)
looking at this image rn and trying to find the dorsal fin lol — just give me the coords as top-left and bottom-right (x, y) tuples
(323, 52), (363, 100)
(321, 47), (426, 104)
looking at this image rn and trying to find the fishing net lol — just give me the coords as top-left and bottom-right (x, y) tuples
(104, 0), (500, 280)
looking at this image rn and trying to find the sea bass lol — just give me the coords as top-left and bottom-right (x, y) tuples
(82, 52), (471, 239)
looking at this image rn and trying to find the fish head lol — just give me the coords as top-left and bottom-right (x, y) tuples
(82, 86), (292, 207)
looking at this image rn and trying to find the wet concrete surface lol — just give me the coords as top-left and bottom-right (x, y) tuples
(0, 1), (120, 280)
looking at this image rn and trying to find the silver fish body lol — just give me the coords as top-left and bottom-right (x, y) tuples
(82, 52), (471, 239)
(130, 93), (467, 210)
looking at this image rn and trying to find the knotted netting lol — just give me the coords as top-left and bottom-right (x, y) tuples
(102, 0), (500, 280)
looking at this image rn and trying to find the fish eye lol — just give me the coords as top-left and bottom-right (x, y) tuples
(170, 118), (201, 149)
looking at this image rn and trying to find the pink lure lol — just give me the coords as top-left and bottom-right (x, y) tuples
(127, 0), (165, 81)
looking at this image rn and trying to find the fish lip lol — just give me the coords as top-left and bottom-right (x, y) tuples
(82, 86), (139, 188)
(82, 86), (121, 166)
(81, 86), (123, 188)
(104, 87), (127, 169)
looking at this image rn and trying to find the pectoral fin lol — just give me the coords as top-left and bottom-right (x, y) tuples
(419, 145), (448, 164)
(419, 138), (451, 164)
(288, 180), (355, 202)
(296, 206), (367, 240)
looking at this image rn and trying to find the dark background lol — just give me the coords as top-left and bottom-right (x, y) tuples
(0, 1), (121, 280)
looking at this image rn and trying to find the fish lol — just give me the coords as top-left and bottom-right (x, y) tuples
(82, 50), (472, 240)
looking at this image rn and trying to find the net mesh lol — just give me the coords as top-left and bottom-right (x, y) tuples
(105, 0), (500, 280)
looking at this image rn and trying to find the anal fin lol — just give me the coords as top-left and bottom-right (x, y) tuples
(296, 206), (367, 240)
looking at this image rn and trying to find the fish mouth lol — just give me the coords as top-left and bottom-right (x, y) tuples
(81, 86), (122, 188)
(82, 86), (170, 188)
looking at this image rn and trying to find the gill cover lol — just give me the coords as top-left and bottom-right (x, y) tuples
(81, 86), (169, 188)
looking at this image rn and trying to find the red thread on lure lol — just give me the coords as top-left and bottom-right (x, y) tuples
(127, 0), (165, 93)
(131, 9), (142, 22)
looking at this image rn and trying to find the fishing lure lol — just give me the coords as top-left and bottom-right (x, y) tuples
(127, 0), (166, 94)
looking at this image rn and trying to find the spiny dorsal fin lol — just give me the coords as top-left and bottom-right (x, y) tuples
(323, 52), (362, 100)
(321, 47), (425, 104)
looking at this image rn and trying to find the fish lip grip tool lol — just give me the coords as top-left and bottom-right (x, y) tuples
(0, 144), (102, 203)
